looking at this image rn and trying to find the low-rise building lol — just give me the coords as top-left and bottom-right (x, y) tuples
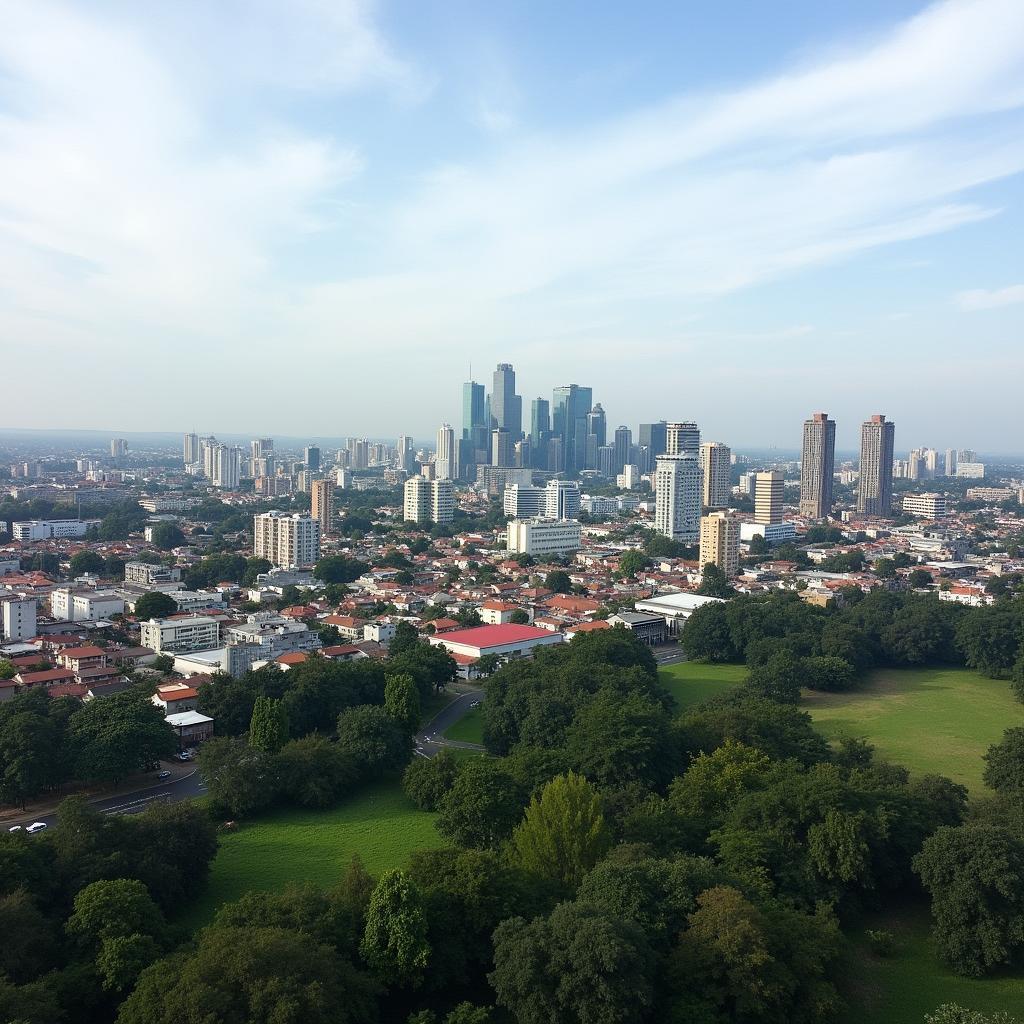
(152, 682), (200, 714)
(124, 562), (182, 586)
(56, 645), (107, 672)
(50, 588), (125, 622)
(506, 518), (582, 557)
(428, 623), (563, 661)
(605, 612), (668, 645)
(633, 591), (727, 635)
(1, 594), (37, 642)
(12, 519), (99, 541)
(140, 615), (222, 653)
(902, 493), (948, 518)
(166, 710), (214, 746)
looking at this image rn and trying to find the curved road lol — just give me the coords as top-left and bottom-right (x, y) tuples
(416, 687), (485, 757)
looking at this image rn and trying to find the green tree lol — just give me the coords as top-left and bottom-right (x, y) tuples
(360, 869), (431, 986)
(913, 824), (1024, 976)
(0, 889), (57, 983)
(909, 568), (933, 588)
(925, 1006), (1021, 1024)
(957, 605), (1023, 678)
(336, 705), (412, 779)
(71, 688), (175, 785)
(69, 550), (105, 575)
(475, 652), (502, 678)
(249, 696), (289, 754)
(617, 550), (650, 579)
(746, 650), (803, 704)
(982, 727), (1024, 796)
(511, 772), (611, 890)
(384, 673), (421, 733)
(278, 735), (358, 808)
(437, 758), (526, 848)
(697, 562), (737, 598)
(0, 708), (61, 808)
(509, 609), (530, 625)
(133, 591), (178, 620)
(0, 659), (15, 679)
(197, 735), (279, 818)
(152, 653), (174, 673)
(402, 749), (459, 810)
(147, 522), (185, 550)
(313, 554), (369, 585)
(490, 901), (655, 1024)
(545, 569), (572, 594)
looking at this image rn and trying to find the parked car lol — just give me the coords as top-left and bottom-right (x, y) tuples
(157, 770), (172, 780)
(8, 825), (23, 832)
(25, 822), (47, 834)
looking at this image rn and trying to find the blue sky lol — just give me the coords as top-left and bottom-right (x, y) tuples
(1, 0), (1023, 451)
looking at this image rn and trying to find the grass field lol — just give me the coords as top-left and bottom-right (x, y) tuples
(840, 904), (1024, 1023)
(805, 667), (1022, 793)
(444, 705), (484, 745)
(179, 778), (443, 931)
(659, 660), (745, 708)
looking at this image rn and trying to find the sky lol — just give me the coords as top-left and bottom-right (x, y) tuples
(1, 0), (1023, 452)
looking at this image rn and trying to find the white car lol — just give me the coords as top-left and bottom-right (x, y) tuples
(8, 825), (23, 832)
(25, 822), (47, 834)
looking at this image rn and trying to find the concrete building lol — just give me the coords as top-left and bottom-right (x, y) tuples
(140, 615), (222, 653)
(124, 562), (182, 587)
(740, 521), (797, 543)
(857, 414), (895, 516)
(183, 432), (200, 465)
(253, 511), (321, 569)
(617, 464), (640, 489)
(545, 479), (581, 520)
(436, 423), (455, 480)
(654, 454), (701, 543)
(210, 443), (241, 489)
(504, 484), (547, 518)
(1, 595), (36, 641)
(506, 518), (582, 557)
(491, 429), (513, 468)
(666, 422), (700, 457)
(50, 588), (125, 621)
(754, 471), (784, 524)
(403, 476), (454, 525)
(699, 442), (731, 509)
(633, 591), (726, 635)
(956, 462), (986, 479)
(429, 623), (563, 662)
(311, 479), (334, 538)
(12, 520), (97, 541)
(699, 512), (740, 576)
(902, 493), (948, 518)
(799, 412), (836, 519)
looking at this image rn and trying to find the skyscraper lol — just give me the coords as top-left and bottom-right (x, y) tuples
(699, 442), (732, 509)
(858, 415), (895, 516)
(462, 381), (488, 457)
(311, 479), (334, 537)
(613, 425), (632, 475)
(436, 424), (455, 480)
(545, 479), (582, 520)
(944, 448), (957, 476)
(551, 384), (593, 474)
(654, 454), (701, 542)
(110, 438), (127, 459)
(666, 422), (700, 457)
(183, 433), (199, 465)
(397, 435), (416, 474)
(799, 413), (836, 519)
(587, 403), (607, 448)
(491, 363), (522, 438)
(700, 512), (740, 576)
(304, 446), (321, 474)
(530, 398), (550, 467)
(491, 429), (513, 468)
(754, 471), (784, 524)
(638, 422), (668, 460)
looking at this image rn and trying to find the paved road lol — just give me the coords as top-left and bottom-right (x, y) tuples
(5, 767), (208, 832)
(416, 687), (485, 758)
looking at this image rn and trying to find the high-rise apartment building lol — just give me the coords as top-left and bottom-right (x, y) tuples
(654, 454), (701, 542)
(110, 438), (127, 459)
(700, 512), (740, 576)
(754, 471), (784, 524)
(436, 424), (455, 480)
(491, 429), (513, 468)
(254, 511), (321, 568)
(349, 438), (369, 470)
(699, 442), (731, 509)
(304, 446), (321, 474)
(857, 415), (895, 516)
(211, 444), (241, 489)
(552, 384), (593, 474)
(183, 433), (199, 465)
(403, 476), (454, 524)
(529, 398), (550, 467)
(396, 435), (416, 474)
(799, 412), (836, 519)
(310, 479), (334, 537)
(666, 422), (700, 457)
(491, 363), (522, 438)
(944, 449), (957, 476)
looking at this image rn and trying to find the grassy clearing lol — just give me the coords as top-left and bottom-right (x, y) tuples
(839, 904), (1024, 1023)
(179, 778), (443, 932)
(444, 705), (485, 745)
(659, 661), (745, 709)
(805, 667), (1022, 793)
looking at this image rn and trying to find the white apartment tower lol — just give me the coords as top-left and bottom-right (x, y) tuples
(799, 412), (836, 519)
(654, 454), (701, 542)
(183, 433), (199, 465)
(211, 444), (241, 489)
(699, 512), (740, 576)
(436, 424), (455, 480)
(754, 471), (784, 524)
(403, 476), (454, 525)
(699, 442), (731, 509)
(253, 511), (321, 568)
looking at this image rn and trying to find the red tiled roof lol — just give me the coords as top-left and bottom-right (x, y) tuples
(18, 668), (76, 685)
(432, 623), (555, 648)
(159, 686), (199, 701)
(276, 652), (309, 665)
(61, 646), (106, 659)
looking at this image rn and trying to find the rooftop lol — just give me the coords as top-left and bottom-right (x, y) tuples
(432, 623), (557, 648)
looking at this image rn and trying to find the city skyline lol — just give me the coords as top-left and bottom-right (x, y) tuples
(1, 0), (1023, 447)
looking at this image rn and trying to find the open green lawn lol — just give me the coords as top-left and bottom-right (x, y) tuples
(179, 778), (444, 931)
(444, 705), (484, 745)
(840, 904), (1024, 1023)
(805, 667), (1022, 794)
(659, 660), (745, 709)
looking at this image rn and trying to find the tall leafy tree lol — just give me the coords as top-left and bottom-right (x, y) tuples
(133, 591), (178, 620)
(384, 674), (421, 733)
(360, 869), (431, 986)
(249, 696), (288, 754)
(336, 705), (412, 779)
(437, 758), (526, 848)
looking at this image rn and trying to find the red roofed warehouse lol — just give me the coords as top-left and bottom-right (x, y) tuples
(427, 623), (563, 661)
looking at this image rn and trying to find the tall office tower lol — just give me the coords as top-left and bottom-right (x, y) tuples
(700, 512), (740, 576)
(183, 433), (199, 465)
(530, 398), (550, 444)
(545, 479), (582, 520)
(635, 445), (652, 474)
(754, 470), (784, 524)
(857, 415), (896, 516)
(654, 455), (701, 542)
(403, 476), (453, 525)
(110, 438), (128, 458)
(513, 440), (528, 468)
(639, 422), (668, 460)
(613, 426), (632, 475)
(491, 364), (522, 438)
(462, 381), (486, 441)
(547, 436), (564, 473)
(700, 441), (732, 509)
(304, 446), (321, 474)
(454, 437), (473, 480)
(254, 511), (321, 568)
(552, 384), (593, 474)
(396, 435), (416, 474)
(799, 412), (836, 519)
(598, 445), (616, 478)
(587, 404), (607, 448)
(944, 449), (957, 476)
(491, 429), (513, 468)
(666, 421), (700, 457)
(311, 478), (334, 537)
(436, 423), (455, 480)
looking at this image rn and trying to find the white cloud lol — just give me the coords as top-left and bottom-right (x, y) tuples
(955, 284), (1024, 310)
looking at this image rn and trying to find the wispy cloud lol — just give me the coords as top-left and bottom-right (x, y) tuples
(955, 284), (1024, 311)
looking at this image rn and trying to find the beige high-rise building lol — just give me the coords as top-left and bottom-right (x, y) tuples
(436, 423), (455, 480)
(311, 479), (334, 537)
(403, 476), (454, 525)
(253, 511), (321, 568)
(700, 512), (740, 576)
(754, 471), (784, 524)
(699, 442), (731, 509)
(857, 415), (895, 516)
(799, 412), (836, 519)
